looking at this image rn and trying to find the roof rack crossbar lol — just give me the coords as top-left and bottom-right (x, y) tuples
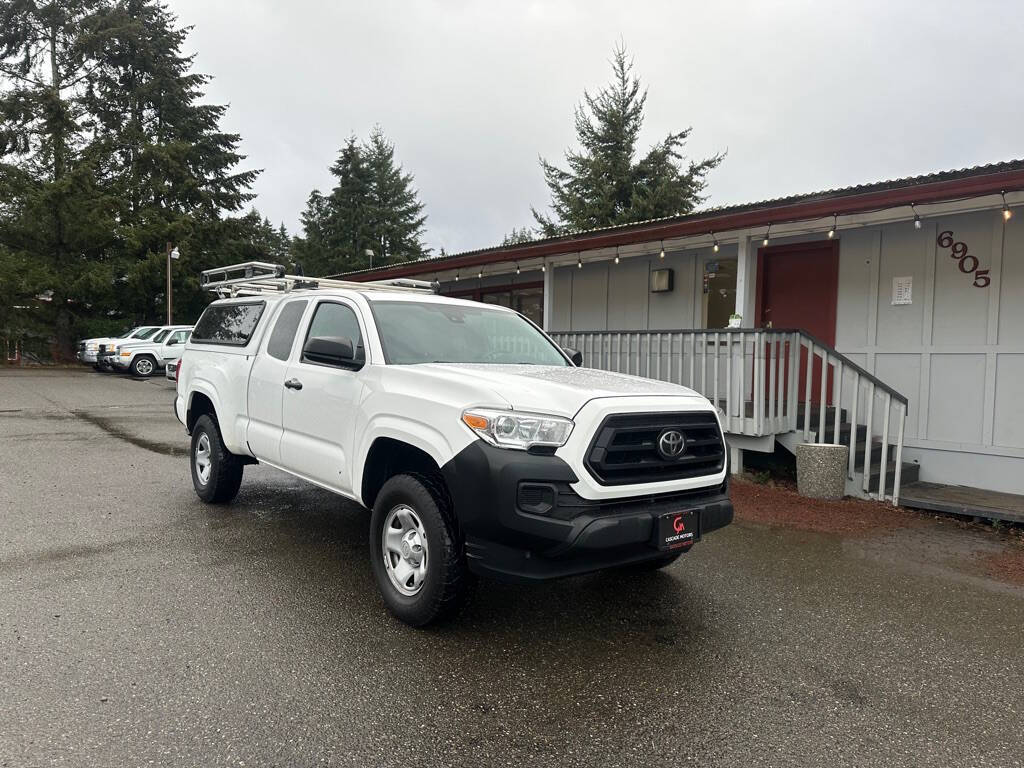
(200, 262), (439, 297)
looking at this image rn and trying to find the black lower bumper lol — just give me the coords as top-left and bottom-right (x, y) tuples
(441, 441), (732, 583)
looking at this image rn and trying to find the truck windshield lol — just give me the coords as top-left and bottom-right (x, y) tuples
(371, 301), (568, 366)
(132, 328), (159, 340)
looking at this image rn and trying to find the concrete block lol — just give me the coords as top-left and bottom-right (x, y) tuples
(796, 443), (850, 500)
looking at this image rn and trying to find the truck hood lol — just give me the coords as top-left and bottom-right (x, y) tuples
(413, 363), (705, 417)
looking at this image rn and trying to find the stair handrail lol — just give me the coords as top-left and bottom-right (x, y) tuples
(547, 326), (910, 506)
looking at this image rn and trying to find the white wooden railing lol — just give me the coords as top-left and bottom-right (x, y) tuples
(549, 328), (909, 505)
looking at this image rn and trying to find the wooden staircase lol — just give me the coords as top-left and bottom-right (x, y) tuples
(779, 406), (919, 498)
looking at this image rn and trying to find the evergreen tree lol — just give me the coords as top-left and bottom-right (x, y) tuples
(324, 136), (373, 272)
(293, 128), (428, 275)
(0, 0), (260, 353)
(364, 126), (427, 266)
(291, 189), (330, 275)
(0, 0), (117, 354)
(532, 44), (723, 237)
(502, 226), (535, 245)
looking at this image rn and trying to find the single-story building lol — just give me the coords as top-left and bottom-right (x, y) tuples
(338, 159), (1024, 520)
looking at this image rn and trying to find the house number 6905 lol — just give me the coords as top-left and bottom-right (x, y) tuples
(937, 230), (990, 288)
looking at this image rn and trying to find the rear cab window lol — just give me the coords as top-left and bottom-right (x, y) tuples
(191, 302), (266, 346)
(267, 300), (308, 361)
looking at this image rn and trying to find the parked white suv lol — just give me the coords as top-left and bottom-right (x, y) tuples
(175, 263), (732, 625)
(112, 325), (192, 376)
(77, 326), (161, 369)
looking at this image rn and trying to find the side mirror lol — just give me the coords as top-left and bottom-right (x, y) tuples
(303, 336), (362, 370)
(166, 338), (178, 346)
(563, 347), (583, 366)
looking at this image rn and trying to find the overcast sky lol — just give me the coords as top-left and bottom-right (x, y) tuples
(167, 0), (1024, 255)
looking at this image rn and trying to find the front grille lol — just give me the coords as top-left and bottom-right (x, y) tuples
(585, 411), (725, 486)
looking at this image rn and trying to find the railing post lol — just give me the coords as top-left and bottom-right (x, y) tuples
(767, 334), (777, 433)
(803, 340), (813, 442)
(738, 332), (746, 433)
(848, 373), (859, 480)
(712, 332), (720, 413)
(832, 359), (843, 446)
(862, 382), (875, 495)
(725, 333), (733, 432)
(892, 404), (906, 506)
(878, 393), (891, 501)
(818, 348), (828, 443)
(788, 332), (799, 431)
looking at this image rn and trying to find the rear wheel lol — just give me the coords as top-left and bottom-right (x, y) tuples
(130, 355), (156, 377)
(369, 473), (474, 627)
(190, 414), (243, 504)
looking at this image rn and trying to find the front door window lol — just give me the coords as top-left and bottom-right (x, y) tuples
(702, 258), (738, 329)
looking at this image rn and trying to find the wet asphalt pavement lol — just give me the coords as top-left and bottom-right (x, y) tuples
(1, 369), (1023, 768)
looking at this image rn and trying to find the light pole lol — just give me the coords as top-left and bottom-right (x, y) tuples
(166, 243), (179, 324)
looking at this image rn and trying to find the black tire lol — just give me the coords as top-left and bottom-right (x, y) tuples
(190, 414), (243, 504)
(369, 473), (475, 627)
(130, 355), (157, 377)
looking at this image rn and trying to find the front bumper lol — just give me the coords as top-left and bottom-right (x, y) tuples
(441, 441), (732, 583)
(79, 350), (98, 364)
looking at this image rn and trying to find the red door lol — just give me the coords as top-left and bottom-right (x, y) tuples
(755, 241), (839, 404)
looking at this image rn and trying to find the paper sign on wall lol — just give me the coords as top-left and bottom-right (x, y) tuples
(892, 276), (913, 305)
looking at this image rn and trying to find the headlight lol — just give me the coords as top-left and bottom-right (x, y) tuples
(86, 343), (98, 351)
(461, 408), (573, 451)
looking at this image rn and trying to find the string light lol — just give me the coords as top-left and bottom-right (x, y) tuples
(455, 271), (459, 282)
(515, 263), (520, 275)
(614, 247), (620, 265)
(477, 268), (483, 279)
(711, 232), (719, 253)
(763, 223), (771, 247)
(827, 214), (837, 239)
(659, 240), (665, 259)
(911, 203), (922, 230)
(577, 253), (582, 269)
(540, 263), (546, 273)
(1002, 191), (1012, 221)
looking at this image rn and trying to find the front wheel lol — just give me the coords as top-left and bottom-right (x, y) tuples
(190, 414), (243, 504)
(369, 473), (474, 627)
(130, 355), (156, 377)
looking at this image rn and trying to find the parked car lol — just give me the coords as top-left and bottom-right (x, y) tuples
(77, 326), (162, 370)
(112, 325), (192, 377)
(175, 263), (732, 626)
(165, 360), (178, 381)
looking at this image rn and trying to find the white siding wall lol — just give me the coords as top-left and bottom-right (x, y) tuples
(544, 207), (1024, 494)
(550, 245), (732, 332)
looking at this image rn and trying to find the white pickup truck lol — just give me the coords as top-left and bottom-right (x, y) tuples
(175, 263), (732, 626)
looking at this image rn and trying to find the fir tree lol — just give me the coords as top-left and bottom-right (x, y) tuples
(364, 126), (427, 265)
(294, 128), (428, 275)
(532, 44), (723, 237)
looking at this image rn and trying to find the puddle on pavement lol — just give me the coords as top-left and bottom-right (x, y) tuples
(71, 408), (187, 457)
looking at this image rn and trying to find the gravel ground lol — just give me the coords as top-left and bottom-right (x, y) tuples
(1, 368), (1023, 768)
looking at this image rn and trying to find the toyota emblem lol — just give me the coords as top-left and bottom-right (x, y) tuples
(657, 429), (686, 460)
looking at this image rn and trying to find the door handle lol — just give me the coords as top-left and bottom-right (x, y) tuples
(284, 378), (303, 391)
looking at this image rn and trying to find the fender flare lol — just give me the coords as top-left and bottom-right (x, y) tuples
(186, 380), (223, 430)
(353, 415), (466, 505)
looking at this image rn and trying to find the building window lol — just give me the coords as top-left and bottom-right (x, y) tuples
(703, 258), (737, 329)
(447, 283), (544, 327)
